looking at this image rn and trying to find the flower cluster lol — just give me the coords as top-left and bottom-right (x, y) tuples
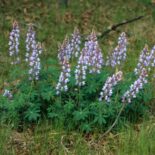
(28, 42), (42, 80)
(106, 32), (127, 67)
(70, 27), (81, 58)
(58, 36), (70, 64)
(75, 30), (104, 86)
(149, 45), (155, 67)
(25, 24), (36, 62)
(56, 59), (71, 94)
(9, 21), (20, 64)
(75, 49), (88, 86)
(58, 28), (81, 64)
(122, 68), (148, 103)
(3, 89), (13, 99)
(86, 30), (104, 73)
(134, 45), (152, 75)
(99, 71), (123, 102)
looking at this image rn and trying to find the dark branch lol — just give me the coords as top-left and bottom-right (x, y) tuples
(98, 15), (145, 39)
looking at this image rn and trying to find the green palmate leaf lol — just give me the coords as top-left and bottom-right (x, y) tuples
(64, 100), (74, 114)
(80, 123), (92, 133)
(48, 112), (59, 119)
(25, 105), (41, 121)
(73, 110), (89, 121)
(93, 114), (106, 126)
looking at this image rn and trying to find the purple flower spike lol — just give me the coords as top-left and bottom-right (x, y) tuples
(25, 24), (36, 62)
(75, 49), (88, 86)
(87, 30), (104, 73)
(58, 28), (81, 64)
(58, 36), (71, 64)
(106, 32), (127, 67)
(134, 45), (151, 75)
(70, 27), (81, 58)
(9, 21), (20, 64)
(56, 59), (71, 94)
(28, 42), (42, 81)
(99, 71), (123, 102)
(75, 30), (104, 86)
(122, 68), (148, 103)
(149, 45), (155, 67)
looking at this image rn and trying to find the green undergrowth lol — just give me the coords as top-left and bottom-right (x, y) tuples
(0, 60), (153, 133)
(0, 119), (155, 155)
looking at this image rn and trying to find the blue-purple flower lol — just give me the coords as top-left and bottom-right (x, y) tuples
(9, 21), (20, 64)
(75, 30), (104, 86)
(56, 59), (71, 94)
(122, 68), (148, 103)
(106, 32), (127, 67)
(75, 49), (88, 86)
(70, 27), (81, 58)
(99, 71), (123, 102)
(58, 28), (81, 64)
(28, 42), (42, 81)
(25, 24), (36, 62)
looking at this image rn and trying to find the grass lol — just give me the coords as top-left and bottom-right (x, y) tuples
(1, 0), (155, 154)
(0, 119), (155, 155)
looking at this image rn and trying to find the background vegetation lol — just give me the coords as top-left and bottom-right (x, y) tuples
(0, 0), (155, 154)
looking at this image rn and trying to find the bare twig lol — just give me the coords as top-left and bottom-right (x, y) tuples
(99, 103), (126, 140)
(98, 15), (145, 39)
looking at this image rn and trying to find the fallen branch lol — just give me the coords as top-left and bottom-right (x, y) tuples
(98, 15), (145, 39)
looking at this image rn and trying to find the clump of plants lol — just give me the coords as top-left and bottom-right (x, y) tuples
(0, 21), (154, 133)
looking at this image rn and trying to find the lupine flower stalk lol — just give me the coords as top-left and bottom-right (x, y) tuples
(56, 59), (71, 94)
(58, 28), (81, 64)
(70, 27), (81, 58)
(106, 32), (127, 67)
(75, 49), (88, 86)
(149, 45), (155, 67)
(28, 42), (42, 81)
(89, 45), (104, 73)
(25, 24), (36, 62)
(75, 30), (104, 86)
(9, 21), (20, 64)
(86, 30), (104, 73)
(99, 71), (123, 102)
(122, 68), (148, 103)
(58, 36), (71, 64)
(134, 45), (151, 75)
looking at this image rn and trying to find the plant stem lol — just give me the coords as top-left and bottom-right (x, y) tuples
(99, 103), (126, 139)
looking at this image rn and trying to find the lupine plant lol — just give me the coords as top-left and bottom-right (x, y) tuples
(99, 71), (123, 102)
(1, 24), (154, 133)
(8, 21), (20, 64)
(122, 68), (148, 103)
(106, 32), (127, 67)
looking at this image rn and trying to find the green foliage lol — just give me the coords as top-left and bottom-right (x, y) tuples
(1, 59), (152, 133)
